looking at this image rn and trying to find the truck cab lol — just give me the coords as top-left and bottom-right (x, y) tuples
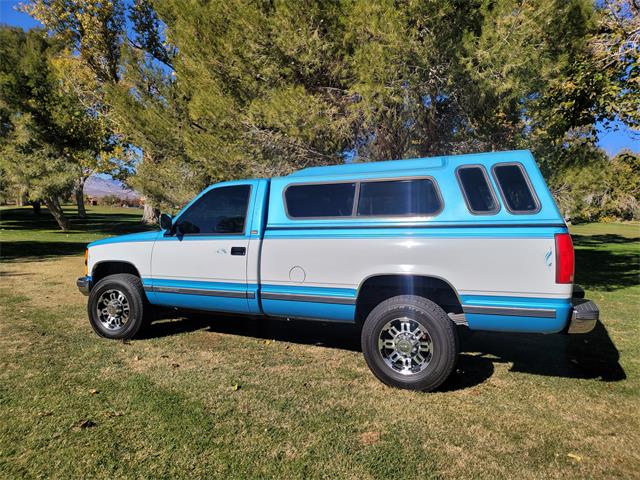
(78, 150), (599, 391)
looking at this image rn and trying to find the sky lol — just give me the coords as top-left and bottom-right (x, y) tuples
(1, 0), (638, 157)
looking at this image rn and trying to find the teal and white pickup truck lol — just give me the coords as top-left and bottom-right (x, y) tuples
(77, 150), (598, 391)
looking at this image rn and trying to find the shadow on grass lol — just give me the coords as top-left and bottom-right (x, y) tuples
(0, 206), (151, 237)
(573, 234), (639, 291)
(453, 320), (626, 385)
(141, 313), (363, 352)
(1, 241), (90, 260)
(141, 312), (625, 391)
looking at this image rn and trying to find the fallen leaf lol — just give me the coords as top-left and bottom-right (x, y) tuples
(134, 356), (140, 361)
(567, 453), (582, 462)
(231, 383), (240, 391)
(89, 389), (99, 395)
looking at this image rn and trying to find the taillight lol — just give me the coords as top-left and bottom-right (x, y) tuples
(555, 233), (574, 284)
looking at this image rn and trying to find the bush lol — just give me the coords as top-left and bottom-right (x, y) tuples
(95, 195), (141, 208)
(551, 150), (640, 223)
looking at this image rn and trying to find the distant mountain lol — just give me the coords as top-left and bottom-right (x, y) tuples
(84, 175), (139, 200)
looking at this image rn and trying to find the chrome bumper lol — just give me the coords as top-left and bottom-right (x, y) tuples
(567, 298), (599, 334)
(77, 276), (92, 296)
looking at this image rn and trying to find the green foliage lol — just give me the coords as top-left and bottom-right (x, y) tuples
(105, 48), (201, 211)
(149, 0), (627, 175)
(0, 28), (76, 200)
(21, 0), (125, 82)
(551, 149), (640, 222)
(0, 114), (77, 200)
(0, 26), (115, 228)
(590, 0), (639, 129)
(129, 0), (175, 68)
(96, 194), (139, 207)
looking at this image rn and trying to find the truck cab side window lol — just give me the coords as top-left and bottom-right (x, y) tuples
(456, 166), (499, 214)
(492, 163), (540, 213)
(175, 184), (251, 235)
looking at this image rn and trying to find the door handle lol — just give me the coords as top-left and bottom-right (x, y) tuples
(230, 247), (246, 256)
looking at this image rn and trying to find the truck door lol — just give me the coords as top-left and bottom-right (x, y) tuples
(148, 180), (260, 314)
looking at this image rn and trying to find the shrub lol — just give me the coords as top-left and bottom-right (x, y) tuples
(551, 150), (640, 223)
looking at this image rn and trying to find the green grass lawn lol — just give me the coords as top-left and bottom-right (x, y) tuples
(0, 205), (151, 261)
(1, 206), (639, 479)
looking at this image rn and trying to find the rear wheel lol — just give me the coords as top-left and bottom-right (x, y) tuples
(361, 295), (458, 391)
(88, 273), (147, 339)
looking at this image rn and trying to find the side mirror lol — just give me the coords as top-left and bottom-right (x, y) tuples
(159, 213), (173, 231)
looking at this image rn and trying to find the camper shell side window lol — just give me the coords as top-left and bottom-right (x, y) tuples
(283, 177), (443, 220)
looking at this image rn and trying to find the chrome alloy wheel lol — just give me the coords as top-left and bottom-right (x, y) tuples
(96, 289), (130, 331)
(378, 317), (433, 375)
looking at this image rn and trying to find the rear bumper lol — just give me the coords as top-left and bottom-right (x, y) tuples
(567, 298), (599, 334)
(77, 276), (92, 296)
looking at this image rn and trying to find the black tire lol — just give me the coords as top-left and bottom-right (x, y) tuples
(361, 295), (458, 392)
(88, 273), (148, 340)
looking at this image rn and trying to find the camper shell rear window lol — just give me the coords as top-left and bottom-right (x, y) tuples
(492, 162), (540, 214)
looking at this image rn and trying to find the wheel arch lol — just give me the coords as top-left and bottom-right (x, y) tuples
(355, 274), (463, 325)
(91, 261), (142, 284)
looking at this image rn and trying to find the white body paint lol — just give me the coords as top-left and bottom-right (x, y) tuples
(88, 241), (154, 278)
(260, 237), (572, 298)
(151, 238), (250, 284)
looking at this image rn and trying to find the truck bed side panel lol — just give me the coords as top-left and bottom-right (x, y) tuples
(259, 226), (571, 331)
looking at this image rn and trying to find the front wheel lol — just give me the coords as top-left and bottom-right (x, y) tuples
(361, 295), (458, 391)
(88, 273), (147, 340)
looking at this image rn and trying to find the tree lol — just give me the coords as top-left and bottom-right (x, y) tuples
(0, 27), (112, 229)
(21, 0), (125, 83)
(1, 114), (76, 229)
(21, 0), (638, 221)
(22, 0), (183, 223)
(591, 0), (639, 129)
(49, 53), (117, 217)
(551, 147), (640, 222)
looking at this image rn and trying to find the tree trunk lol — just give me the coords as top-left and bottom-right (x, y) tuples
(141, 200), (160, 225)
(75, 178), (87, 218)
(43, 196), (70, 231)
(17, 189), (28, 206)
